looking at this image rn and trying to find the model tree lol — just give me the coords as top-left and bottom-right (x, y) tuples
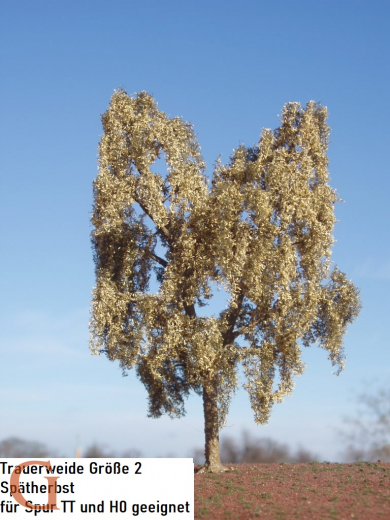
(90, 89), (361, 472)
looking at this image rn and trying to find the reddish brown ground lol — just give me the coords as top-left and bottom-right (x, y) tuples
(194, 462), (390, 519)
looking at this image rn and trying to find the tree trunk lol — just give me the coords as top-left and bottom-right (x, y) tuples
(198, 379), (227, 473)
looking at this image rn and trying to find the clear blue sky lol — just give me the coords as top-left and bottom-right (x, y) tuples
(1, 0), (389, 461)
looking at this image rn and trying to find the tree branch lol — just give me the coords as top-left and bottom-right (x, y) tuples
(184, 303), (197, 318)
(150, 252), (168, 268)
(133, 196), (171, 241)
(222, 291), (245, 346)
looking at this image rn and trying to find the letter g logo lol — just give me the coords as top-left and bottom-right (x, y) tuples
(10, 461), (60, 511)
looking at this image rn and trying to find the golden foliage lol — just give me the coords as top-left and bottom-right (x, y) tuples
(90, 90), (361, 427)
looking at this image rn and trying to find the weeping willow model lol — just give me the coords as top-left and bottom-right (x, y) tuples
(90, 90), (361, 472)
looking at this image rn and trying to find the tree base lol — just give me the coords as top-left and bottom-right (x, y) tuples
(197, 463), (232, 474)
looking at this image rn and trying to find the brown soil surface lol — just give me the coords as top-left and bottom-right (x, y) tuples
(194, 461), (390, 519)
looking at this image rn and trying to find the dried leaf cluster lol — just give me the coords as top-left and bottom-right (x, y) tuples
(90, 90), (361, 428)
